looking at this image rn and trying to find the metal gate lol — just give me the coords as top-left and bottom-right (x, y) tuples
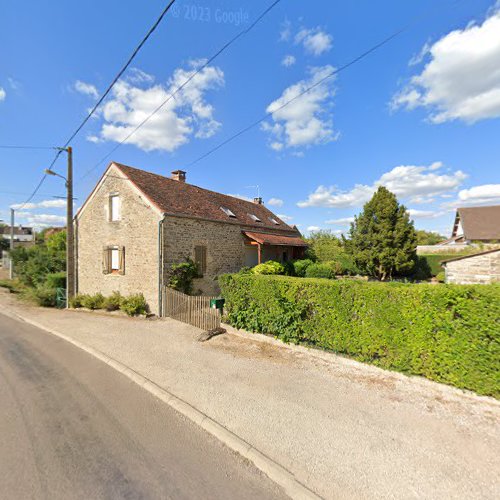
(163, 287), (221, 330)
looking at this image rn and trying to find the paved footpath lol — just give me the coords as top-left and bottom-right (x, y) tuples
(1, 288), (499, 499)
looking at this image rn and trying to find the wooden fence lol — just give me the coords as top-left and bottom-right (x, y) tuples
(163, 287), (221, 330)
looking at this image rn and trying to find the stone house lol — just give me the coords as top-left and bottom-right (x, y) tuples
(442, 249), (500, 284)
(75, 162), (306, 315)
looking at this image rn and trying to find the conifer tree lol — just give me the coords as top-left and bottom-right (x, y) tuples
(346, 187), (417, 280)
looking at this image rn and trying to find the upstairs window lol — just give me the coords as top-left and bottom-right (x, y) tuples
(269, 217), (280, 225)
(109, 194), (121, 221)
(220, 206), (236, 218)
(194, 245), (207, 276)
(249, 214), (262, 222)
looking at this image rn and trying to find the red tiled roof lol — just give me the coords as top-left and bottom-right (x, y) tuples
(243, 231), (307, 247)
(114, 163), (299, 233)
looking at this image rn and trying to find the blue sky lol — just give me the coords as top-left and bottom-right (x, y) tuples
(1, 0), (499, 236)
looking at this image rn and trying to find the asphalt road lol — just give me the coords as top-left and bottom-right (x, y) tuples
(0, 312), (285, 500)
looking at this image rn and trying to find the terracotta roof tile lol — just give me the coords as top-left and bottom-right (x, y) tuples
(114, 163), (299, 233)
(243, 231), (307, 247)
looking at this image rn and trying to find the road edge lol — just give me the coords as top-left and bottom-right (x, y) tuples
(3, 307), (321, 500)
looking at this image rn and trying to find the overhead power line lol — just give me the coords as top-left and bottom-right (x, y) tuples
(186, 0), (465, 168)
(15, 0), (178, 210)
(0, 145), (56, 150)
(78, 0), (283, 182)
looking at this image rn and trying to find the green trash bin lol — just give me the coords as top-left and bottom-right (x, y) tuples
(56, 288), (67, 309)
(210, 298), (225, 313)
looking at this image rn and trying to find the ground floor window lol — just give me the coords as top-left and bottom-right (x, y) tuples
(103, 246), (125, 275)
(194, 245), (207, 276)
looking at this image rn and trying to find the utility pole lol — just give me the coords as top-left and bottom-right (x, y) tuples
(45, 146), (75, 306)
(9, 208), (14, 280)
(66, 147), (75, 303)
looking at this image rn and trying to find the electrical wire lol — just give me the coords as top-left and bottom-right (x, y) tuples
(0, 145), (56, 150)
(78, 0), (283, 181)
(15, 0), (178, 210)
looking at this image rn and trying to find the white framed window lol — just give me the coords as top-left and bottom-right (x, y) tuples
(103, 246), (125, 275)
(220, 206), (236, 218)
(110, 194), (121, 221)
(248, 214), (262, 222)
(269, 217), (280, 225)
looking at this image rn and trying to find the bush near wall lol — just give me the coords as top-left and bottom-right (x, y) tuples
(219, 274), (500, 397)
(419, 254), (467, 277)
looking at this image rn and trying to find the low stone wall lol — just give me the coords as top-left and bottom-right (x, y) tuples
(417, 243), (500, 255)
(445, 251), (500, 284)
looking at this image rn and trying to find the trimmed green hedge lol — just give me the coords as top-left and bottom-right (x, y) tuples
(219, 275), (500, 397)
(419, 254), (466, 277)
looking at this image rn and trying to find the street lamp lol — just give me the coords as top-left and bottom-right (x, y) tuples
(44, 147), (75, 306)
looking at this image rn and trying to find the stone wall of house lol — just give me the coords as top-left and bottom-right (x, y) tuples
(162, 216), (246, 296)
(76, 172), (161, 313)
(445, 251), (500, 284)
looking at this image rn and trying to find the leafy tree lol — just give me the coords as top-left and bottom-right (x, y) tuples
(415, 230), (446, 246)
(345, 187), (417, 280)
(306, 230), (343, 262)
(11, 230), (66, 287)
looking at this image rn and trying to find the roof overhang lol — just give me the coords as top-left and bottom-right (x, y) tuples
(243, 231), (308, 247)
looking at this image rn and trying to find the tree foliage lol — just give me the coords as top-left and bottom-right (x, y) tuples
(345, 187), (417, 280)
(305, 230), (343, 262)
(415, 230), (446, 246)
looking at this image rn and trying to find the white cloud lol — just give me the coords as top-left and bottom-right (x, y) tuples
(280, 19), (292, 42)
(263, 65), (337, 151)
(282, 55), (296, 67)
(268, 198), (284, 207)
(16, 212), (66, 226)
(0, 87), (5, 101)
(408, 42), (431, 67)
(94, 62), (224, 152)
(453, 184), (500, 206)
(325, 217), (354, 225)
(407, 209), (445, 219)
(226, 193), (253, 202)
(127, 68), (155, 84)
(307, 225), (321, 232)
(74, 80), (99, 99)
(298, 162), (466, 208)
(295, 28), (332, 56)
(10, 199), (66, 210)
(277, 214), (293, 222)
(392, 10), (500, 123)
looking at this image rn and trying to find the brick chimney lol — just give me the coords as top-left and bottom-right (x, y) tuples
(171, 170), (186, 182)
(253, 197), (263, 205)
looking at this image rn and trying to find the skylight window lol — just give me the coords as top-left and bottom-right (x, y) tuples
(269, 217), (280, 225)
(220, 206), (236, 218)
(249, 214), (262, 223)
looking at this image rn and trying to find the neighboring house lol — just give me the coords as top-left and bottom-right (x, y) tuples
(0, 225), (35, 243)
(75, 162), (307, 315)
(449, 205), (500, 244)
(442, 249), (500, 284)
(0, 225), (35, 256)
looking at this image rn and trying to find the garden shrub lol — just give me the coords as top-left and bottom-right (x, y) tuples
(69, 294), (85, 308)
(120, 293), (148, 316)
(418, 254), (466, 277)
(32, 285), (58, 307)
(168, 259), (198, 294)
(305, 263), (334, 279)
(104, 291), (123, 311)
(81, 293), (105, 310)
(219, 274), (500, 397)
(436, 271), (446, 283)
(252, 260), (285, 275)
(293, 259), (314, 277)
(44, 271), (66, 289)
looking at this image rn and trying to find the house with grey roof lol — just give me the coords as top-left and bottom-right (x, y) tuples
(75, 162), (306, 315)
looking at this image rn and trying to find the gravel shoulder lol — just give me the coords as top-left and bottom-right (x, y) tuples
(1, 287), (499, 499)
